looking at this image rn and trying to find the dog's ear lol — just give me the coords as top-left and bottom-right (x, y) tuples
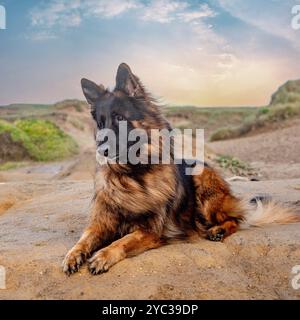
(115, 63), (145, 97)
(81, 78), (106, 106)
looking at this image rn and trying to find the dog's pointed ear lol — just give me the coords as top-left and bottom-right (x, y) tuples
(81, 78), (106, 106)
(115, 63), (145, 97)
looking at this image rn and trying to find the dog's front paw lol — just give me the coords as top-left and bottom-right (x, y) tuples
(62, 247), (87, 275)
(207, 226), (225, 242)
(88, 249), (123, 275)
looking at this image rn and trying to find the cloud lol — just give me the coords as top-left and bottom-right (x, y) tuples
(84, 0), (140, 18)
(177, 3), (216, 22)
(28, 0), (141, 41)
(140, 1), (216, 24)
(30, 0), (82, 28)
(141, 0), (188, 23)
(29, 0), (216, 32)
(29, 0), (139, 29)
(216, 0), (300, 49)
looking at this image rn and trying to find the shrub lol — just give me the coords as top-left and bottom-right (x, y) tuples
(0, 119), (78, 162)
(210, 127), (237, 142)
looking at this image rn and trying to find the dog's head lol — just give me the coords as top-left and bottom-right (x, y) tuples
(81, 63), (171, 166)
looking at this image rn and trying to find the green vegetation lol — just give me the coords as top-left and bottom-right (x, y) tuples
(210, 103), (300, 142)
(270, 80), (300, 105)
(0, 104), (55, 121)
(54, 99), (88, 112)
(0, 100), (88, 121)
(0, 77), (298, 168)
(209, 79), (300, 141)
(0, 119), (78, 162)
(163, 106), (257, 138)
(0, 161), (28, 171)
(210, 127), (238, 141)
(216, 155), (252, 176)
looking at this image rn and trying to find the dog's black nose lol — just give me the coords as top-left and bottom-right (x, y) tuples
(97, 141), (110, 158)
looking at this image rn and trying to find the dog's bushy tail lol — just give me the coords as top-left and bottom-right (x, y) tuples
(240, 197), (300, 228)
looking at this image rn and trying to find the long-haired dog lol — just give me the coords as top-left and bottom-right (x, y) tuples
(63, 63), (300, 275)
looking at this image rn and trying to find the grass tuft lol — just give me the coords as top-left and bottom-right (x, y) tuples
(216, 155), (252, 176)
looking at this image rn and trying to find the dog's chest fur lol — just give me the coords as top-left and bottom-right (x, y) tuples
(93, 164), (186, 235)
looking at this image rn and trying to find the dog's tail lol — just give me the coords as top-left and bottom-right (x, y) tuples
(240, 196), (300, 228)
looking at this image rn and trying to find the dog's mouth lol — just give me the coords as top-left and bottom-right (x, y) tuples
(96, 149), (119, 164)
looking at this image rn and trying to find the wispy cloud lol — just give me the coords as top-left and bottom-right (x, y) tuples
(84, 0), (140, 18)
(140, 0), (188, 23)
(216, 0), (300, 49)
(28, 0), (216, 37)
(177, 3), (216, 22)
(28, 0), (141, 41)
(30, 0), (82, 28)
(29, 0), (139, 32)
(140, 0), (216, 23)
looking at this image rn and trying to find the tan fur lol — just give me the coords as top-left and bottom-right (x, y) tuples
(241, 199), (300, 227)
(88, 230), (162, 274)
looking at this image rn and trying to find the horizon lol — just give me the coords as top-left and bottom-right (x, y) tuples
(0, 101), (262, 108)
(0, 99), (265, 109)
(0, 77), (293, 108)
(1, 0), (300, 106)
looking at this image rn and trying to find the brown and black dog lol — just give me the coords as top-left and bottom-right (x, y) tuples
(62, 63), (299, 275)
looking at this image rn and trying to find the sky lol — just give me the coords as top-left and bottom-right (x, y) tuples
(0, 0), (300, 106)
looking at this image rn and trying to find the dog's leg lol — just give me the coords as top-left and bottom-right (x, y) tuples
(88, 230), (161, 275)
(201, 193), (242, 241)
(193, 166), (244, 241)
(62, 225), (104, 275)
(62, 201), (118, 275)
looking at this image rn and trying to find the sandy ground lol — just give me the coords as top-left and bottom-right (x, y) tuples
(0, 116), (300, 300)
(0, 178), (299, 300)
(208, 118), (300, 180)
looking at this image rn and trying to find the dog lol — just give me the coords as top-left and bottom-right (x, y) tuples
(62, 63), (300, 275)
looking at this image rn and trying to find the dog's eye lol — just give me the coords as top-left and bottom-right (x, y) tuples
(115, 114), (125, 122)
(98, 121), (104, 129)
(98, 116), (105, 129)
